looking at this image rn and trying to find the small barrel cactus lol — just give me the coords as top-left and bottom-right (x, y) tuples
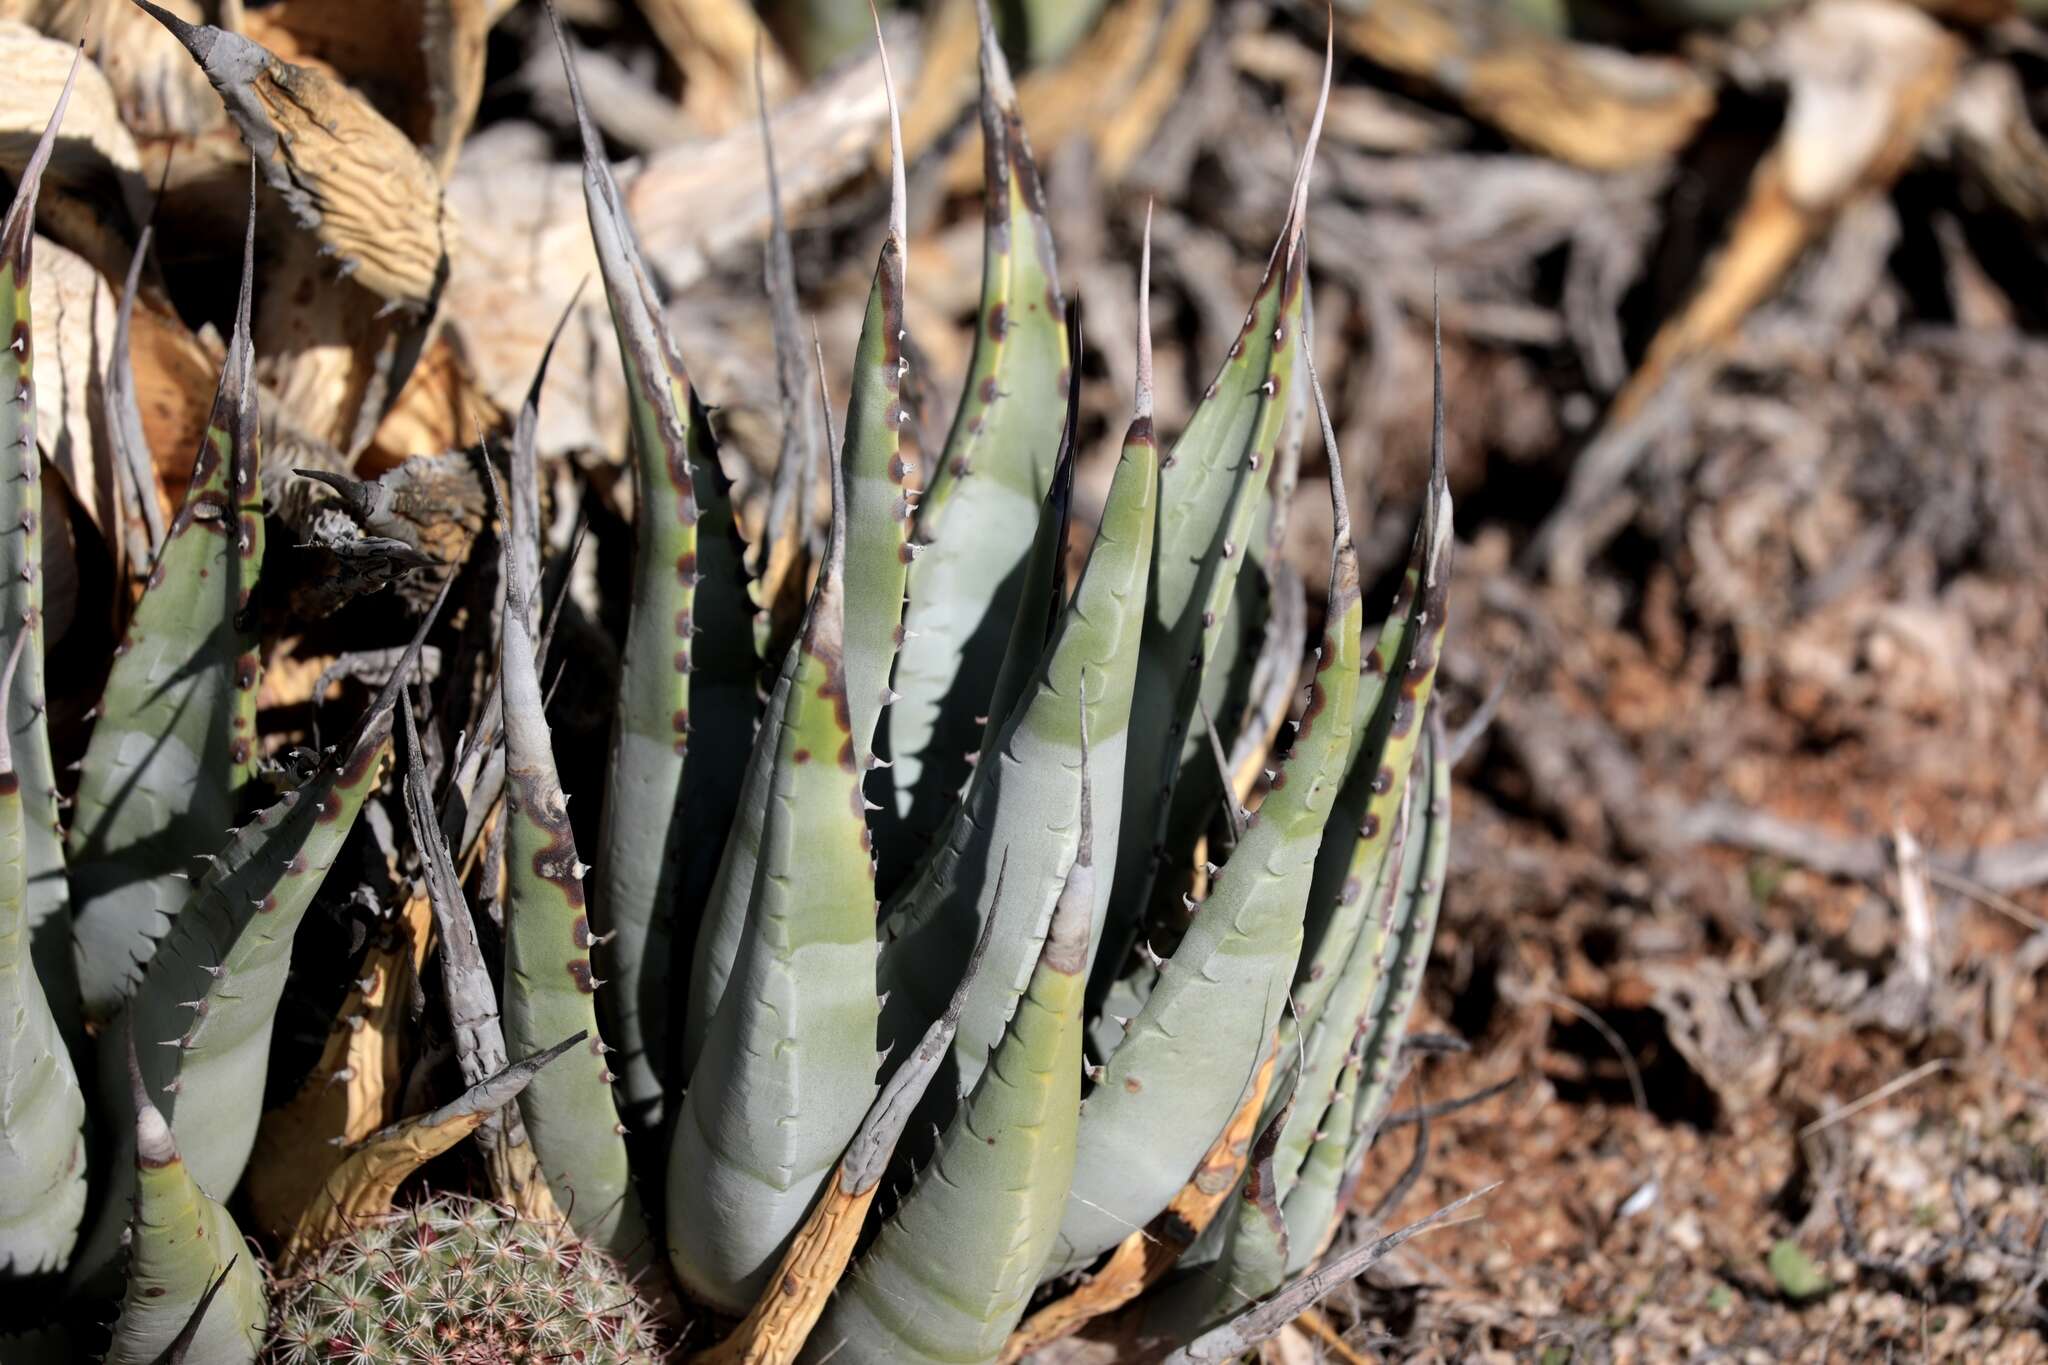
(264, 1195), (660, 1365)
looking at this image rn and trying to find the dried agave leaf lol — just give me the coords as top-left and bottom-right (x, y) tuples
(0, 22), (146, 212)
(91, 2), (234, 151)
(637, 0), (793, 136)
(139, 2), (456, 310)
(255, 232), (424, 453)
(126, 302), (219, 517)
(445, 44), (899, 459)
(26, 233), (116, 536)
(0, 21), (150, 278)
(364, 331), (499, 471)
(419, 0), (489, 175)
(442, 133), (613, 456)
(279, 1034), (582, 1270)
(240, 0), (488, 175)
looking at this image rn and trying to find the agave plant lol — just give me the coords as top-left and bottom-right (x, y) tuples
(0, 3), (1475, 1363)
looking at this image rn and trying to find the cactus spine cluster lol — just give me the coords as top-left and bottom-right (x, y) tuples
(266, 1195), (658, 1365)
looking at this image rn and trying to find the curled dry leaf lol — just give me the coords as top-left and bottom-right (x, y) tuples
(141, 3), (457, 309)
(240, 0), (489, 176)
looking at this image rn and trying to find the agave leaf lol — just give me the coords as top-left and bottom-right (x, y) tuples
(1097, 41), (1329, 991)
(752, 38), (824, 655)
(692, 310), (1075, 1082)
(684, 615), (804, 1070)
(1138, 1077), (1298, 1345)
(108, 223), (166, 571)
(696, 887), (1000, 1365)
(1347, 712), (1453, 1165)
(1310, 727), (1452, 1250)
(969, 313), (1081, 785)
(667, 392), (882, 1315)
(241, 901), (423, 1242)
(1277, 1049), (1361, 1275)
(0, 634), (85, 1275)
(134, 634), (424, 1179)
(147, 1260), (234, 1365)
(1049, 367), (1364, 1274)
(876, 243), (1157, 1109)
(105, 1036), (265, 1365)
(1004, 1044), (1279, 1362)
(683, 32), (916, 1072)
(837, 18), (915, 769)
(802, 733), (1093, 1365)
(508, 284), (582, 631)
(1158, 1182), (1498, 1365)
(75, 602), (438, 1285)
(280, 1034), (581, 1269)
(1264, 783), (1413, 1210)
(1294, 329), (1454, 1058)
(68, 191), (264, 1023)
(1224, 561), (1307, 791)
(545, 1), (760, 1132)
(0, 56), (80, 1042)
(878, 0), (1068, 887)
(496, 473), (656, 1274)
